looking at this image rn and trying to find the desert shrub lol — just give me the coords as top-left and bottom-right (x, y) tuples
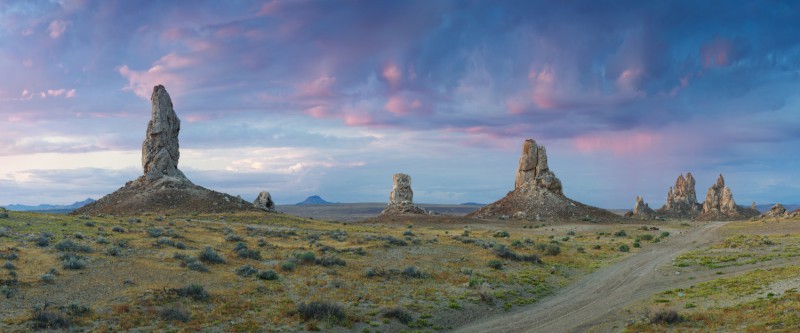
(236, 246), (261, 260)
(401, 266), (426, 279)
(3, 261), (15, 270)
(640, 234), (655, 241)
(60, 254), (87, 270)
(538, 244), (561, 256)
(296, 251), (316, 263)
(160, 307), (190, 322)
(112, 226), (125, 233)
(493, 245), (542, 263)
(127, 218), (142, 223)
(146, 228), (163, 238)
(592, 245), (602, 250)
(187, 261), (208, 272)
(567, 230), (576, 236)
(614, 230), (627, 237)
(364, 267), (386, 278)
(236, 265), (258, 277)
(156, 237), (175, 247)
(315, 256), (346, 267)
(661, 231), (670, 238)
(494, 231), (510, 238)
(619, 244), (630, 252)
(561, 237), (570, 241)
(198, 247), (225, 264)
(633, 242), (641, 248)
(648, 308), (681, 324)
(225, 234), (244, 242)
(487, 259), (503, 270)
(296, 301), (347, 324)
(402, 230), (415, 237)
(381, 307), (414, 324)
(83, 221), (95, 227)
(281, 260), (297, 272)
(106, 246), (122, 257)
(577, 247), (586, 253)
(30, 308), (71, 329)
(511, 240), (523, 247)
(1, 285), (17, 298)
(73, 232), (84, 240)
(54, 240), (93, 253)
(35, 234), (51, 247)
(176, 284), (209, 300)
(65, 303), (91, 317)
(257, 239), (268, 247)
(364, 235), (407, 246)
(175, 242), (186, 249)
(257, 269), (279, 280)
(95, 236), (108, 244)
(40, 273), (55, 284)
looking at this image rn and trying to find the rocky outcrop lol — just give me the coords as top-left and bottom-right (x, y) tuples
(253, 191), (275, 212)
(761, 203), (787, 218)
(696, 174), (759, 221)
(467, 139), (619, 222)
(73, 85), (258, 216)
(381, 173), (430, 215)
(632, 196), (655, 219)
(656, 173), (701, 218)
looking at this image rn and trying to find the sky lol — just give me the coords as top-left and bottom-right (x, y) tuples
(0, 0), (798, 208)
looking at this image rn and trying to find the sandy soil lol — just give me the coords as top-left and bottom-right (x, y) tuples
(454, 221), (735, 333)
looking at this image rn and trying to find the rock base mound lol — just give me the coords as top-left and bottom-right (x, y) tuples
(73, 176), (253, 216)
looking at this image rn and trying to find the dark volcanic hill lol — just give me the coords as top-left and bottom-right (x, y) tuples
(468, 139), (620, 222)
(73, 85), (257, 216)
(296, 195), (334, 205)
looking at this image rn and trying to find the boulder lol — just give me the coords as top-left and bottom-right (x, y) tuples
(467, 139), (619, 222)
(253, 191), (275, 212)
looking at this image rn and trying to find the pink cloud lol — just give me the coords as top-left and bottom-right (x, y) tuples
(344, 114), (372, 126)
(574, 131), (661, 155)
(118, 53), (195, 99)
(295, 76), (336, 98)
(384, 95), (422, 115)
(528, 66), (558, 109)
(701, 38), (733, 68)
(47, 20), (70, 39)
(382, 63), (402, 88)
(305, 105), (329, 118)
(257, 0), (283, 16)
(616, 68), (642, 92)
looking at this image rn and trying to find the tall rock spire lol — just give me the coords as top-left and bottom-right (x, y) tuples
(514, 139), (563, 194)
(142, 85), (186, 181)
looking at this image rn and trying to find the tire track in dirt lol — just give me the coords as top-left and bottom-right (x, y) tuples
(454, 221), (728, 333)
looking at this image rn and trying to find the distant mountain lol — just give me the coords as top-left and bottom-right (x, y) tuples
(6, 198), (96, 212)
(296, 195), (334, 205)
(755, 204), (800, 213)
(460, 202), (485, 206)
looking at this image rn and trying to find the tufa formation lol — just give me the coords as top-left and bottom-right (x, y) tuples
(467, 139), (618, 222)
(73, 85), (259, 216)
(253, 191), (275, 212)
(696, 174), (759, 221)
(381, 173), (430, 215)
(762, 203), (787, 218)
(656, 173), (701, 218)
(632, 196), (655, 220)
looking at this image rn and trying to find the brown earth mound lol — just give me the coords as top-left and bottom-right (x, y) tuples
(467, 139), (620, 223)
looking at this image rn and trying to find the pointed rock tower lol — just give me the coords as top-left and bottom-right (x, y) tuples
(633, 196), (655, 219)
(656, 172), (701, 218)
(73, 85), (258, 216)
(381, 173), (430, 215)
(696, 174), (759, 221)
(467, 139), (618, 222)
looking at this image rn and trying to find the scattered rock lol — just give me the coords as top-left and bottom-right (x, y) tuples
(656, 173), (701, 219)
(696, 174), (759, 221)
(253, 191), (275, 212)
(632, 196), (655, 219)
(761, 203), (787, 218)
(467, 139), (619, 222)
(380, 173), (431, 215)
(72, 85), (257, 216)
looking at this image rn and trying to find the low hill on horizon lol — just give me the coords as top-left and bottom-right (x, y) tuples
(4, 198), (95, 212)
(296, 195), (335, 205)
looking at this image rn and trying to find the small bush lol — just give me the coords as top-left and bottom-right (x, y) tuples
(30, 309), (71, 329)
(640, 234), (655, 241)
(175, 242), (186, 249)
(493, 231), (510, 238)
(187, 261), (208, 272)
(54, 240), (93, 253)
(40, 273), (56, 284)
(567, 230), (576, 236)
(402, 230), (415, 237)
(112, 226), (125, 233)
(281, 260), (297, 272)
(36, 234), (51, 247)
(176, 284), (209, 301)
(401, 266), (426, 279)
(633, 242), (641, 248)
(381, 307), (414, 324)
(257, 269), (279, 280)
(614, 230), (627, 237)
(296, 301), (347, 324)
(236, 265), (258, 277)
(60, 254), (87, 270)
(237, 247), (262, 260)
(3, 261), (15, 270)
(156, 237), (175, 247)
(146, 228), (163, 238)
(198, 247), (225, 264)
(160, 307), (190, 322)
(225, 234), (244, 242)
(619, 244), (630, 252)
(364, 267), (386, 278)
(577, 247), (585, 253)
(106, 246), (122, 256)
(661, 231), (670, 238)
(84, 221), (95, 227)
(296, 251), (316, 263)
(315, 256), (346, 267)
(537, 244), (561, 256)
(648, 308), (681, 324)
(95, 236), (109, 244)
(487, 259), (503, 270)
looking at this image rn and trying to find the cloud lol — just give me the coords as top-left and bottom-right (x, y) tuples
(118, 53), (195, 99)
(47, 19), (69, 38)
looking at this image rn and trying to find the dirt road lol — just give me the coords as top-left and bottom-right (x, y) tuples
(454, 221), (728, 333)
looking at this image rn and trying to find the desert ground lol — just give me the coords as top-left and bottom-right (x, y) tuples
(2, 206), (798, 332)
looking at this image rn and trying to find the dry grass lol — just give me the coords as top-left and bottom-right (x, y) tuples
(0, 210), (668, 331)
